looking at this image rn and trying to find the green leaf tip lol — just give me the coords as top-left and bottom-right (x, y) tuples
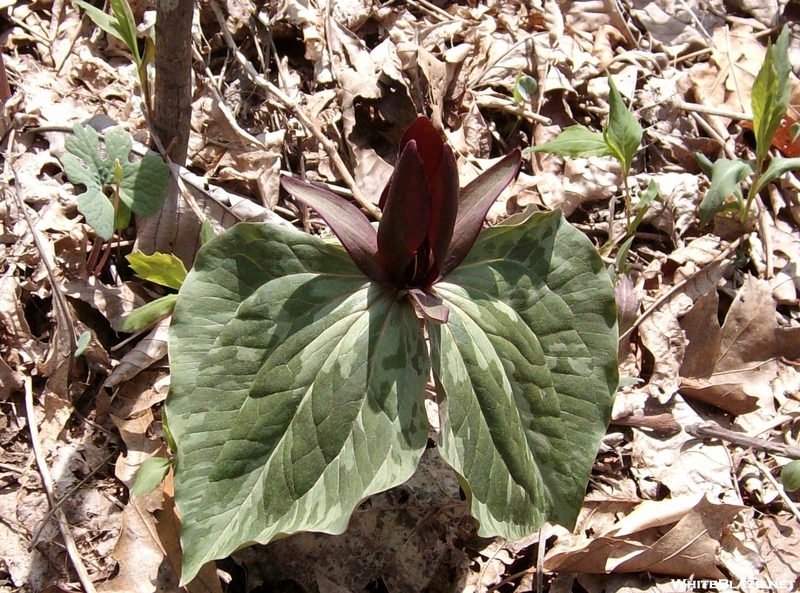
(127, 251), (187, 290)
(604, 75), (643, 172)
(131, 457), (171, 496)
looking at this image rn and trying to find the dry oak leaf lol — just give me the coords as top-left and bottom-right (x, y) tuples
(544, 495), (745, 579)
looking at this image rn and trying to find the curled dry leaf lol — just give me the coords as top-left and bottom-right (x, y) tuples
(103, 317), (169, 389)
(544, 494), (745, 579)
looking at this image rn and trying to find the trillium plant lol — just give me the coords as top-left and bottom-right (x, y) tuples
(166, 117), (619, 583)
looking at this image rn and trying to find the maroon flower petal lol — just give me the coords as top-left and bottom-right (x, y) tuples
(377, 141), (431, 285)
(423, 144), (458, 285)
(281, 176), (387, 283)
(440, 149), (522, 278)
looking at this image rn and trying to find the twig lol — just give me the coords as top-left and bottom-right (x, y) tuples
(28, 450), (117, 549)
(685, 422), (800, 460)
(536, 523), (546, 593)
(748, 455), (800, 524)
(5, 131), (77, 361)
(24, 377), (98, 593)
(207, 0), (380, 219)
(676, 101), (752, 122)
(619, 236), (743, 342)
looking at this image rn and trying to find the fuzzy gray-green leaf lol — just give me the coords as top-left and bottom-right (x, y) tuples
(430, 211), (618, 539)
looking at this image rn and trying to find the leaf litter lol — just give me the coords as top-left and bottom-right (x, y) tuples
(1, 0), (800, 591)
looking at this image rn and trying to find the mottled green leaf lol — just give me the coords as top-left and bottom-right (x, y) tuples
(525, 126), (610, 158)
(127, 251), (187, 289)
(131, 457), (171, 496)
(76, 186), (115, 240)
(167, 223), (429, 584)
(698, 158), (753, 226)
(430, 211), (618, 539)
(60, 124), (169, 238)
(604, 76), (643, 172)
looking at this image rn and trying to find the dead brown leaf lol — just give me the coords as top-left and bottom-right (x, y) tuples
(544, 495), (745, 578)
(103, 317), (170, 390)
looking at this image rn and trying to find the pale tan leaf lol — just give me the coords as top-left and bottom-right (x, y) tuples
(96, 495), (180, 593)
(544, 495), (744, 578)
(103, 318), (169, 389)
(154, 473), (223, 593)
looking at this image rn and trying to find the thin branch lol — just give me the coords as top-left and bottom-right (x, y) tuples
(749, 455), (800, 524)
(685, 422), (800, 460)
(24, 377), (98, 593)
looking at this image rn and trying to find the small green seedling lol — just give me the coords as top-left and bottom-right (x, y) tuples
(513, 73), (538, 106)
(60, 123), (169, 241)
(120, 251), (187, 332)
(526, 75), (643, 243)
(781, 459), (800, 492)
(697, 26), (800, 227)
(72, 0), (155, 113)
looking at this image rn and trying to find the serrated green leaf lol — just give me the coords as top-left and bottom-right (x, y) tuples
(525, 126), (611, 158)
(127, 251), (187, 289)
(752, 27), (791, 163)
(752, 156), (800, 194)
(167, 223), (429, 584)
(698, 159), (754, 227)
(120, 294), (177, 332)
(131, 457), (171, 496)
(604, 76), (643, 172)
(781, 460), (800, 492)
(430, 211), (618, 538)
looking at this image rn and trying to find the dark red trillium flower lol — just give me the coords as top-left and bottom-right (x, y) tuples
(281, 116), (522, 323)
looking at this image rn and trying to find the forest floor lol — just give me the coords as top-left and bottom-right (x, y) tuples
(1, 0), (800, 591)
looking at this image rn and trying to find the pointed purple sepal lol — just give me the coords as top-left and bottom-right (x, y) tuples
(281, 176), (387, 283)
(441, 149), (522, 278)
(377, 141), (432, 284)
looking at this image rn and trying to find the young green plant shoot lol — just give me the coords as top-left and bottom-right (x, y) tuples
(166, 117), (619, 584)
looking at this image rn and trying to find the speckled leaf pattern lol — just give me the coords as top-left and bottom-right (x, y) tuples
(166, 223), (430, 584)
(430, 211), (618, 539)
